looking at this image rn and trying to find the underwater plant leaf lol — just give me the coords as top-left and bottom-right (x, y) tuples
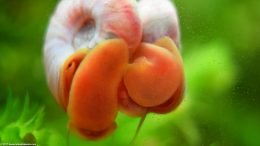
(0, 91), (13, 127)
(0, 93), (46, 145)
(17, 94), (30, 124)
(1, 124), (22, 143)
(20, 106), (45, 137)
(33, 129), (66, 146)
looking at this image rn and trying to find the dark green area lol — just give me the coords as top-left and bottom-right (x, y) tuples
(0, 0), (259, 145)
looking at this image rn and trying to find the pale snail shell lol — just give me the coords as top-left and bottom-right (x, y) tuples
(138, 0), (180, 46)
(44, 0), (142, 106)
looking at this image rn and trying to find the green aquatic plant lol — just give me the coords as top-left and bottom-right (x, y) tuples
(0, 92), (65, 145)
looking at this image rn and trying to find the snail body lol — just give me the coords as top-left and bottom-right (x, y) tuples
(44, 0), (184, 140)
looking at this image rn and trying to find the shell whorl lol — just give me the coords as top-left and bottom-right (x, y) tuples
(44, 0), (142, 105)
(138, 0), (180, 47)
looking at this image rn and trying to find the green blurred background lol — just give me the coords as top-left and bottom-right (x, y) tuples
(0, 0), (259, 145)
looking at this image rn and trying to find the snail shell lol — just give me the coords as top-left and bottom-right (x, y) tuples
(139, 0), (180, 46)
(44, 0), (142, 108)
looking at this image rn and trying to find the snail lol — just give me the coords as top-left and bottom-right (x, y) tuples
(44, 0), (184, 140)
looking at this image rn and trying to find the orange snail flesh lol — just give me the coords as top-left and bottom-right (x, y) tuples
(119, 37), (184, 116)
(68, 39), (129, 140)
(61, 37), (184, 140)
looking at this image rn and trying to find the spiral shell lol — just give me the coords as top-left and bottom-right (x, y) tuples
(44, 0), (142, 107)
